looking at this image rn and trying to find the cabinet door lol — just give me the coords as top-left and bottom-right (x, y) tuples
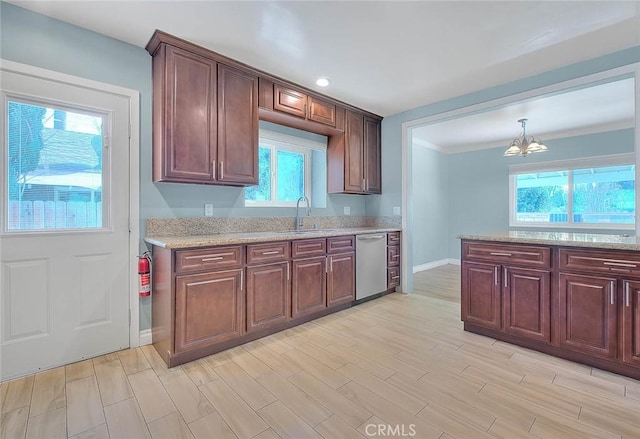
(327, 253), (355, 307)
(308, 96), (336, 127)
(558, 273), (617, 359)
(622, 280), (640, 366)
(364, 117), (381, 194)
(292, 256), (327, 319)
(217, 64), (258, 185)
(503, 267), (550, 342)
(161, 45), (216, 182)
(461, 261), (501, 330)
(344, 110), (365, 192)
(273, 85), (307, 119)
(246, 262), (291, 332)
(175, 269), (243, 353)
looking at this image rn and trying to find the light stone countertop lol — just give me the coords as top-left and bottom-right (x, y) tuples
(457, 230), (640, 251)
(146, 226), (401, 249)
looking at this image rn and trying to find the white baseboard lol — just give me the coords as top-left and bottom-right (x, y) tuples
(139, 329), (152, 346)
(413, 258), (460, 273)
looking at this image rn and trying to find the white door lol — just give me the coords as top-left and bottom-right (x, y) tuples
(0, 68), (131, 381)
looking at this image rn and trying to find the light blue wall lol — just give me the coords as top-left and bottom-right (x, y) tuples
(446, 129), (635, 259)
(411, 145), (448, 267)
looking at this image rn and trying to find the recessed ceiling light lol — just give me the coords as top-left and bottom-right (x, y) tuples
(316, 77), (330, 87)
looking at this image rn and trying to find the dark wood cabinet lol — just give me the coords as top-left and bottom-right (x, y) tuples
(292, 256), (327, 319)
(152, 45), (217, 183)
(175, 269), (243, 353)
(503, 266), (550, 342)
(364, 116), (382, 193)
(622, 280), (640, 367)
(461, 239), (640, 380)
(148, 35), (258, 186)
(558, 273), (617, 359)
(271, 83), (336, 127)
(327, 252), (355, 307)
(246, 262), (290, 332)
(387, 232), (401, 290)
(329, 110), (382, 194)
(461, 261), (502, 330)
(217, 64), (258, 185)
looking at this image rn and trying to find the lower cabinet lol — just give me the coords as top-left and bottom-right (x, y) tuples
(558, 273), (617, 359)
(327, 252), (355, 307)
(246, 262), (290, 332)
(292, 256), (327, 319)
(461, 261), (502, 330)
(462, 239), (640, 379)
(621, 280), (640, 367)
(503, 266), (550, 342)
(175, 269), (244, 354)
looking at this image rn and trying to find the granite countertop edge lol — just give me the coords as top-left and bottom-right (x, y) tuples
(146, 227), (402, 249)
(457, 232), (640, 251)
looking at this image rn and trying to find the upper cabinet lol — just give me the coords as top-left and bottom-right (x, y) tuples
(147, 33), (258, 186)
(147, 30), (381, 192)
(328, 109), (382, 194)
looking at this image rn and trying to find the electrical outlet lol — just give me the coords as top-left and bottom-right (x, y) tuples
(204, 203), (214, 216)
(393, 206), (401, 216)
(343, 206), (351, 215)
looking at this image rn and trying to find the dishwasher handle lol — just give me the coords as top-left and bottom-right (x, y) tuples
(357, 235), (385, 240)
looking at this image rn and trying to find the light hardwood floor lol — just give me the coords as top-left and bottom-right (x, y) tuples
(2, 265), (640, 439)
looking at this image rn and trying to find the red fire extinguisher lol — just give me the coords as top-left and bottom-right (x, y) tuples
(138, 252), (151, 297)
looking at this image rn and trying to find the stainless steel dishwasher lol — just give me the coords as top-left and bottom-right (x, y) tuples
(356, 233), (388, 300)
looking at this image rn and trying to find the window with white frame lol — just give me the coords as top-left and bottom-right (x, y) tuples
(509, 154), (635, 229)
(245, 129), (324, 207)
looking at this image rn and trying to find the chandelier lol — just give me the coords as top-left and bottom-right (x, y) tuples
(503, 118), (548, 157)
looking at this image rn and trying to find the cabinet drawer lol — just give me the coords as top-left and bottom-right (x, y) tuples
(328, 236), (355, 254)
(176, 246), (243, 273)
(308, 96), (336, 127)
(274, 84), (306, 119)
(292, 238), (326, 258)
(247, 242), (290, 265)
(387, 232), (401, 245)
(462, 241), (551, 268)
(559, 248), (640, 277)
(387, 245), (400, 267)
(388, 267), (400, 288)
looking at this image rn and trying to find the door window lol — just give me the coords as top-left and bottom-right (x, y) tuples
(6, 99), (107, 231)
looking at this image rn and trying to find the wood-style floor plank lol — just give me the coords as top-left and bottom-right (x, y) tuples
(257, 401), (322, 439)
(187, 411), (237, 439)
(199, 378), (268, 439)
(127, 369), (176, 423)
(181, 359), (219, 387)
(118, 348), (151, 375)
(147, 411), (194, 439)
(68, 423), (109, 439)
(0, 406), (29, 439)
(213, 361), (276, 411)
(65, 360), (95, 383)
(158, 368), (214, 424)
(26, 406), (66, 439)
(93, 359), (132, 407)
(314, 414), (367, 439)
(1, 375), (34, 414)
(104, 397), (151, 439)
(30, 367), (66, 416)
(65, 376), (104, 437)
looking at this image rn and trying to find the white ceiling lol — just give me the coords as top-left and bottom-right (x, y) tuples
(412, 77), (636, 153)
(6, 1), (640, 117)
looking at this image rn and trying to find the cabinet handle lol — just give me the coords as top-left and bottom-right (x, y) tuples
(286, 263), (290, 281)
(202, 256), (223, 262)
(610, 281), (615, 305)
(329, 256), (333, 272)
(362, 178), (366, 190)
(494, 267), (498, 286)
(262, 251), (279, 255)
(212, 160), (216, 179)
(392, 255), (400, 259)
(626, 281), (630, 307)
(392, 276), (400, 280)
(325, 256), (329, 274)
(490, 252), (512, 257)
(220, 161), (224, 180)
(240, 270), (243, 291)
(504, 267), (508, 287)
(603, 261), (636, 268)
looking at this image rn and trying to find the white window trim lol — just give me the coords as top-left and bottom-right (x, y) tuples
(509, 153), (635, 230)
(245, 129), (325, 208)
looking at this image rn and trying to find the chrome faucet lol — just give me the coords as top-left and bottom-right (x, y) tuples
(295, 196), (311, 230)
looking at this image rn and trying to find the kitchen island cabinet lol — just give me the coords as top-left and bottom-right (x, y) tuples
(460, 232), (640, 379)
